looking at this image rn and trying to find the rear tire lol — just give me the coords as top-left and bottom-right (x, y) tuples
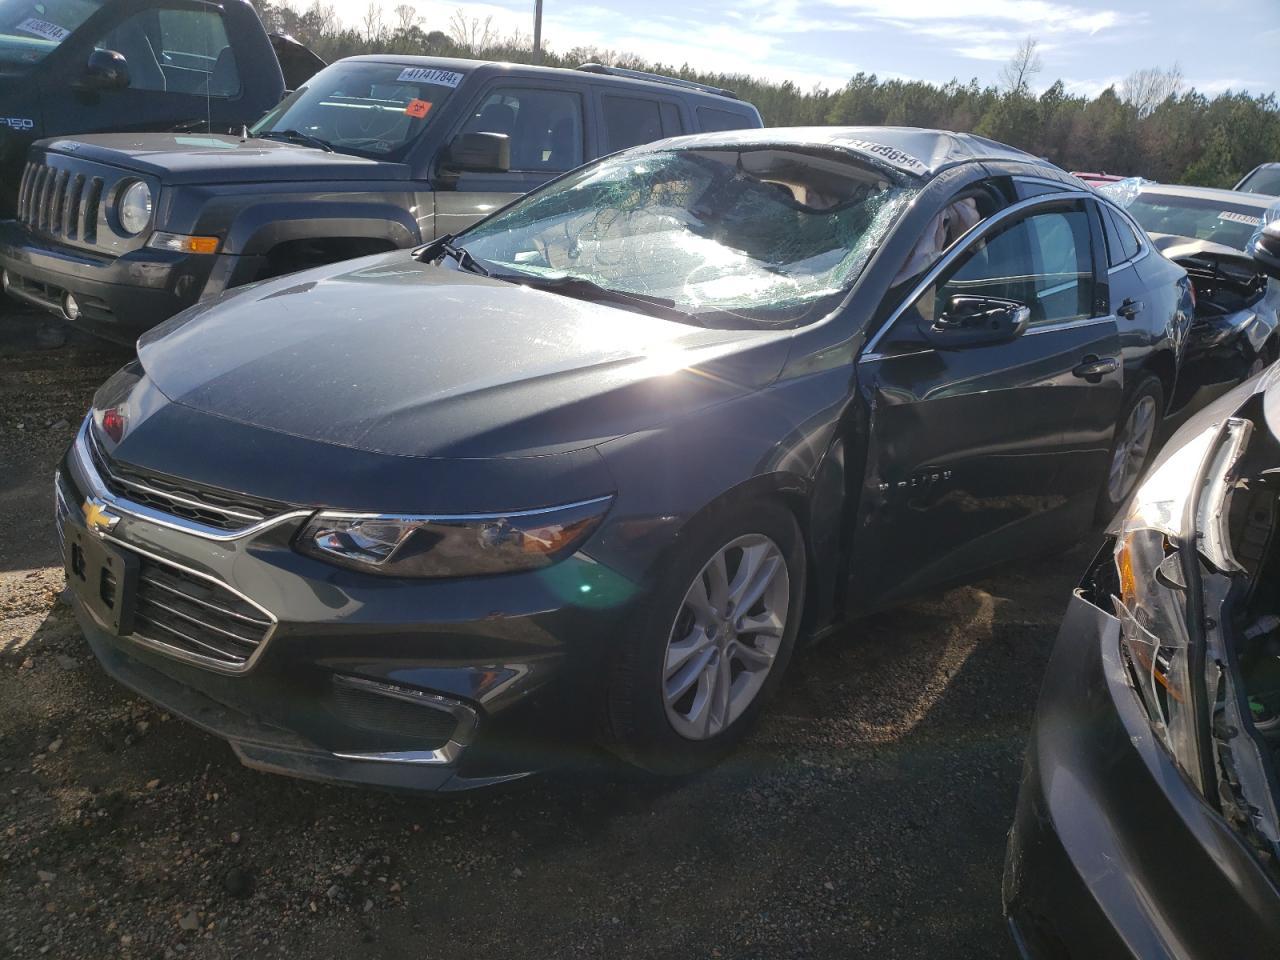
(1096, 375), (1163, 523)
(603, 498), (806, 775)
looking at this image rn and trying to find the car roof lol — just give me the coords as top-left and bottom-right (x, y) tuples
(629, 126), (1050, 179)
(337, 55), (747, 104)
(1137, 182), (1277, 209)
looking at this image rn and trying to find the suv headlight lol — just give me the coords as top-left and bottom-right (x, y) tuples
(1112, 422), (1227, 790)
(296, 496), (613, 578)
(117, 180), (153, 236)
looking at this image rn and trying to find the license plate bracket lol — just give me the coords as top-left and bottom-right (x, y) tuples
(63, 523), (138, 636)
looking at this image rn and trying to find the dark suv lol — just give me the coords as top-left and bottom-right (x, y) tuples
(0, 56), (762, 342)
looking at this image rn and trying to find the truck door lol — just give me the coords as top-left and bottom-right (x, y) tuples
(40, 0), (267, 139)
(433, 83), (587, 238)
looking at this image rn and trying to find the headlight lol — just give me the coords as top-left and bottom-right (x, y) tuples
(1111, 421), (1233, 791)
(117, 181), (153, 235)
(296, 496), (613, 578)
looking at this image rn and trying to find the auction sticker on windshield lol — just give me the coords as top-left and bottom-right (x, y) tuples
(1219, 211), (1262, 226)
(15, 17), (69, 41)
(396, 67), (464, 88)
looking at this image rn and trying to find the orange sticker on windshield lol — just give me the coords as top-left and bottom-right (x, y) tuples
(405, 99), (431, 119)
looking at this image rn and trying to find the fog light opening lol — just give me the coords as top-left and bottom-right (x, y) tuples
(62, 293), (80, 322)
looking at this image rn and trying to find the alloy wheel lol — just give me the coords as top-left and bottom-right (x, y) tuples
(1108, 395), (1158, 505)
(662, 534), (790, 741)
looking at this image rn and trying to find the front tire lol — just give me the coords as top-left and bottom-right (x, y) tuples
(603, 498), (806, 775)
(1096, 375), (1163, 523)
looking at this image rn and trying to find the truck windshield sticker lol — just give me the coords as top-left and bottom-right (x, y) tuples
(396, 67), (464, 88)
(1218, 210), (1262, 226)
(15, 17), (70, 42)
(405, 99), (432, 119)
(843, 138), (927, 174)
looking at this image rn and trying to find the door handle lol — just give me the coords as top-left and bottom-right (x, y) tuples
(1073, 355), (1119, 381)
(1117, 298), (1144, 319)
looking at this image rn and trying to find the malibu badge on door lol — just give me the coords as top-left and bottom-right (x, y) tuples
(64, 496), (137, 635)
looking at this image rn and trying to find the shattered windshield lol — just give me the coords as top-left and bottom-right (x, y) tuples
(250, 60), (461, 160)
(0, 0), (102, 70)
(458, 147), (919, 329)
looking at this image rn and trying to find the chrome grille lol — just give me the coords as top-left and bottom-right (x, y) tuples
(87, 430), (287, 533)
(17, 160), (103, 243)
(132, 554), (272, 669)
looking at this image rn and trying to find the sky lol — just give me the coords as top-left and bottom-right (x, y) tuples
(325, 0), (1280, 97)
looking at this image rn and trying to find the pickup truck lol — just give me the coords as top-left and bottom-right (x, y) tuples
(0, 0), (323, 218)
(0, 56), (763, 342)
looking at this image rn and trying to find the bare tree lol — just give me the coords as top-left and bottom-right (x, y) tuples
(1120, 64), (1184, 118)
(448, 9), (495, 52)
(393, 3), (421, 33)
(999, 37), (1043, 95)
(361, 0), (384, 43)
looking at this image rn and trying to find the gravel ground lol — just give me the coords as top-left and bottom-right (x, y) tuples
(0, 306), (1095, 960)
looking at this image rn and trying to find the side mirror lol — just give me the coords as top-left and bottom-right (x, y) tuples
(82, 48), (130, 90)
(1249, 220), (1280, 282)
(444, 132), (510, 174)
(920, 295), (1030, 348)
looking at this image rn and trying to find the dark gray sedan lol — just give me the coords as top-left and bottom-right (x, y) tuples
(57, 128), (1196, 790)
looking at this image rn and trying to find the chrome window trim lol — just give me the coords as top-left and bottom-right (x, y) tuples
(1023, 314), (1117, 336)
(861, 189), (1101, 359)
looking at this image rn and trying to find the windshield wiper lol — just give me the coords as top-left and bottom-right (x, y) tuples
(508, 274), (692, 322)
(257, 129), (334, 153)
(412, 235), (490, 277)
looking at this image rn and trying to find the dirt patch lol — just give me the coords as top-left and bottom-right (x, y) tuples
(0, 309), (1091, 959)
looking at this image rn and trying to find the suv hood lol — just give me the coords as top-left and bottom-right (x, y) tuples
(40, 134), (407, 185)
(137, 252), (791, 459)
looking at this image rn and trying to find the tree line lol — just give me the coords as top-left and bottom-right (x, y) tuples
(257, 2), (1280, 189)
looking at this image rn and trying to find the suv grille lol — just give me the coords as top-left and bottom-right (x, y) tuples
(132, 554), (273, 669)
(17, 161), (104, 242)
(87, 431), (288, 533)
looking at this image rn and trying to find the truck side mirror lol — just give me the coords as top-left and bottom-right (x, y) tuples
(445, 132), (510, 174)
(1249, 220), (1280, 282)
(83, 48), (130, 90)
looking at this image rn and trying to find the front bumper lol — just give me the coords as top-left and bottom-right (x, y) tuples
(57, 422), (625, 791)
(1003, 579), (1280, 958)
(0, 219), (242, 342)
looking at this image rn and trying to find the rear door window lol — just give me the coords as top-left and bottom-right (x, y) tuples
(459, 87), (584, 172)
(601, 94), (663, 152)
(1101, 205), (1141, 264)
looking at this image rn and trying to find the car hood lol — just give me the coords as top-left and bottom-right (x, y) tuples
(39, 134), (407, 185)
(137, 252), (793, 460)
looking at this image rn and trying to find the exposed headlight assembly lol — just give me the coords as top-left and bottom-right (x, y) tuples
(1112, 423), (1222, 790)
(296, 496), (613, 578)
(117, 180), (153, 236)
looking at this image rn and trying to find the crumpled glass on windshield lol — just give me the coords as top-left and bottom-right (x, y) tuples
(460, 147), (920, 329)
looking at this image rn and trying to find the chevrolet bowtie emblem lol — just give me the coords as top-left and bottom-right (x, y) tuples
(81, 497), (120, 536)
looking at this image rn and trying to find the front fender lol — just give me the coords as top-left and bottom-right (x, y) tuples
(216, 196), (423, 257)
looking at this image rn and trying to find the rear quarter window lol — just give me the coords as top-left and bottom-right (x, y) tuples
(696, 106), (754, 133)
